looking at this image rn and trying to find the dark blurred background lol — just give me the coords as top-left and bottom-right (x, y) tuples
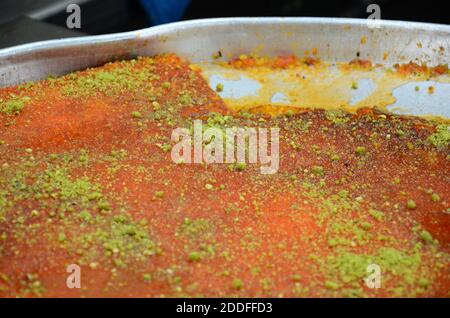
(0, 0), (448, 49)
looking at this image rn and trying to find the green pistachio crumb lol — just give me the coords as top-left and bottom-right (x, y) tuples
(98, 201), (111, 211)
(428, 125), (450, 149)
(330, 154), (340, 161)
(312, 166), (324, 176)
(361, 222), (372, 231)
(232, 278), (244, 290)
(431, 193), (440, 202)
(355, 146), (367, 156)
(131, 111), (142, 119)
(0, 95), (30, 115)
(151, 101), (160, 110)
(89, 262), (99, 270)
(158, 143), (172, 152)
(233, 162), (247, 172)
(418, 278), (430, 288)
(369, 209), (384, 222)
(406, 142), (414, 150)
(216, 83), (224, 92)
(407, 200), (417, 210)
(285, 110), (294, 117)
(325, 109), (349, 125)
(420, 230), (434, 244)
(338, 190), (348, 198)
(58, 232), (66, 242)
(325, 281), (340, 290)
(79, 210), (92, 222)
(292, 274), (301, 282)
(143, 274), (152, 282)
(188, 251), (201, 262)
(155, 191), (164, 198)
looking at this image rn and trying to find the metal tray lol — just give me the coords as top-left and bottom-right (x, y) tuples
(0, 17), (449, 117)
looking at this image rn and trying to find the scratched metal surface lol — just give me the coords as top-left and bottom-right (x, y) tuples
(0, 18), (449, 118)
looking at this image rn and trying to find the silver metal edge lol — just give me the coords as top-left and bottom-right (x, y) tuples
(1, 17), (449, 57)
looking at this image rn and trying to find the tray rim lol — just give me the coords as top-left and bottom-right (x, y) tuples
(1, 17), (450, 58)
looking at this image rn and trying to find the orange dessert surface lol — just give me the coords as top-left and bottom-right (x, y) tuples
(0, 54), (448, 297)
